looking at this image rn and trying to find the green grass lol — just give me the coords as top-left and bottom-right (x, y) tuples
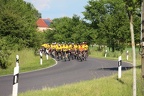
(19, 46), (143, 96)
(0, 49), (55, 76)
(89, 46), (141, 65)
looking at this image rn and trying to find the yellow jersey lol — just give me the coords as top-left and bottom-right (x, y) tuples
(56, 46), (62, 51)
(68, 45), (72, 50)
(51, 44), (56, 50)
(74, 44), (78, 50)
(44, 44), (50, 49)
(62, 45), (69, 51)
(83, 45), (88, 50)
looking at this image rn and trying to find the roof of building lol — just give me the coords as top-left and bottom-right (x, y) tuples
(36, 18), (52, 27)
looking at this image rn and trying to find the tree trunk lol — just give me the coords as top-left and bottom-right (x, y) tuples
(111, 40), (115, 52)
(130, 14), (136, 96)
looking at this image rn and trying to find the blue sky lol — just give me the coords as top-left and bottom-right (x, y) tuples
(24, 0), (89, 20)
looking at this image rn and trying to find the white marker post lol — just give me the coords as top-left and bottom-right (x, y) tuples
(40, 50), (43, 65)
(105, 50), (107, 57)
(12, 55), (19, 96)
(126, 51), (129, 60)
(46, 49), (49, 60)
(118, 56), (122, 79)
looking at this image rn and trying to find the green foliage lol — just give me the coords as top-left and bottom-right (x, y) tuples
(123, 0), (141, 44)
(43, 0), (141, 53)
(82, 0), (140, 52)
(0, 50), (11, 69)
(123, 0), (142, 17)
(45, 15), (92, 44)
(0, 0), (41, 50)
(0, 0), (41, 68)
(0, 38), (11, 69)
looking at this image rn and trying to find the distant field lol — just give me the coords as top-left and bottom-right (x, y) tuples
(0, 49), (55, 76)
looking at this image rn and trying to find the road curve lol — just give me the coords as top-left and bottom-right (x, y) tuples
(0, 58), (132, 96)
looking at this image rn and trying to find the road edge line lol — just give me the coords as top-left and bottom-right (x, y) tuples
(0, 58), (58, 77)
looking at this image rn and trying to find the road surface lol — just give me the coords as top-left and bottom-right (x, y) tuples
(0, 58), (132, 96)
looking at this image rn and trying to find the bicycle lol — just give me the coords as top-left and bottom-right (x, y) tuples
(62, 51), (70, 61)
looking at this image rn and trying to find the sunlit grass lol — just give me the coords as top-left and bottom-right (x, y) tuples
(0, 49), (55, 76)
(89, 46), (141, 66)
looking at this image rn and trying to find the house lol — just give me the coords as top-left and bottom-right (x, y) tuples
(36, 18), (52, 32)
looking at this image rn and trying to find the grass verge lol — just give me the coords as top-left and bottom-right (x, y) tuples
(0, 49), (55, 76)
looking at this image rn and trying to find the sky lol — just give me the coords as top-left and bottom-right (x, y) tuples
(24, 0), (89, 20)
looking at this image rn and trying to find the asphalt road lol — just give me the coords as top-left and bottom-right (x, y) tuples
(0, 57), (132, 96)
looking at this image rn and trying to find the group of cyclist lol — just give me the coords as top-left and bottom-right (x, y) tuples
(41, 42), (89, 61)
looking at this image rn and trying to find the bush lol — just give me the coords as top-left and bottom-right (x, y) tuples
(0, 50), (11, 69)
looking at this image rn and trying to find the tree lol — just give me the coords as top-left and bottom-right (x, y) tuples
(45, 15), (92, 44)
(0, 0), (41, 50)
(82, 0), (131, 52)
(0, 0), (41, 69)
(123, 0), (141, 96)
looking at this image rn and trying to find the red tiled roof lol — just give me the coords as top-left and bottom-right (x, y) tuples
(36, 18), (48, 27)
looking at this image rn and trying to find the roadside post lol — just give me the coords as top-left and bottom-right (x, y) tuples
(126, 51), (129, 60)
(118, 56), (122, 79)
(40, 50), (43, 65)
(12, 55), (19, 96)
(46, 49), (49, 60)
(105, 50), (107, 57)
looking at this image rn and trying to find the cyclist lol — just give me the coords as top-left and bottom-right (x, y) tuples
(79, 43), (84, 52)
(83, 42), (88, 52)
(68, 42), (72, 59)
(45, 43), (50, 55)
(70, 43), (75, 59)
(50, 42), (56, 58)
(77, 43), (84, 61)
(74, 43), (80, 59)
(82, 42), (89, 60)
(62, 43), (70, 61)
(56, 44), (62, 60)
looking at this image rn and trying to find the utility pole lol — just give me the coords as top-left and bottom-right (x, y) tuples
(141, 0), (144, 94)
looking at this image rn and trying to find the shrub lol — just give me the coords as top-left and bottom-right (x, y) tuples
(0, 50), (11, 69)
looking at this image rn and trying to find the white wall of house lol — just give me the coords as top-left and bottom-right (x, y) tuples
(37, 27), (53, 32)
(37, 27), (48, 32)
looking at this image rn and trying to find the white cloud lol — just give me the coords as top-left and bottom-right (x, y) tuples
(24, 0), (51, 11)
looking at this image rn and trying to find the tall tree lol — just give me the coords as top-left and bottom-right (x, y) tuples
(0, 0), (41, 68)
(0, 0), (41, 49)
(83, 0), (107, 49)
(82, 0), (131, 52)
(123, 0), (141, 96)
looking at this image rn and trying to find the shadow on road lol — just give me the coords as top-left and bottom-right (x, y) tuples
(98, 66), (132, 71)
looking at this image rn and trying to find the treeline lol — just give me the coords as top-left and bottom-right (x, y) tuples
(45, 0), (141, 52)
